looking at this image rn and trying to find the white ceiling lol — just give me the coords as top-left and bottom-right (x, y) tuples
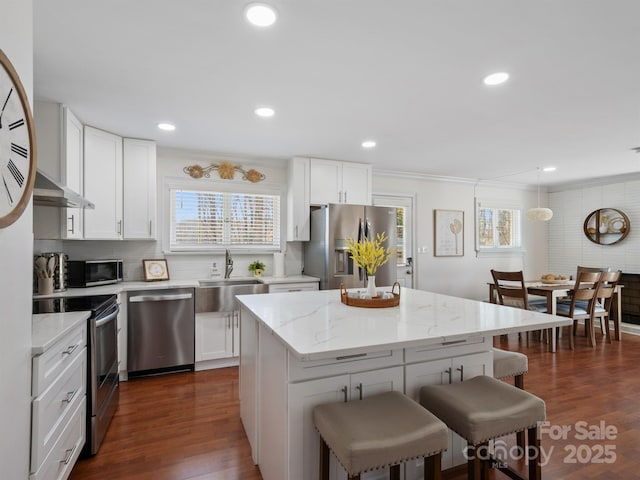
(33, 0), (640, 187)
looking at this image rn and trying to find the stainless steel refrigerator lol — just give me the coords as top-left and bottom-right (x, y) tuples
(304, 204), (397, 290)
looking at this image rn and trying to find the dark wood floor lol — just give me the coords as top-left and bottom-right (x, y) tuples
(70, 327), (640, 480)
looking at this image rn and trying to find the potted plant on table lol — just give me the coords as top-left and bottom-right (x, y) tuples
(248, 260), (266, 277)
(345, 232), (395, 297)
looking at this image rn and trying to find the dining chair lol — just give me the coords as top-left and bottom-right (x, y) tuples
(575, 270), (622, 343)
(490, 270), (547, 312)
(555, 271), (603, 348)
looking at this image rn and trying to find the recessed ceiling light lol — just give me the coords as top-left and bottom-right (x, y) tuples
(543, 166), (557, 172)
(245, 3), (278, 27)
(483, 72), (509, 86)
(157, 123), (176, 131)
(254, 106), (275, 117)
(361, 140), (377, 149)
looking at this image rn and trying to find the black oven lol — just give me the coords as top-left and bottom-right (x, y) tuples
(33, 294), (120, 456)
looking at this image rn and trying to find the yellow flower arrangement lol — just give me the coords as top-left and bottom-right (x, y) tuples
(345, 232), (395, 276)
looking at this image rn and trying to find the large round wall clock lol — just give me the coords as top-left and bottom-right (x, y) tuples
(0, 49), (37, 229)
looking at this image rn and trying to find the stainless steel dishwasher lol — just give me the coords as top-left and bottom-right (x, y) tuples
(127, 288), (195, 376)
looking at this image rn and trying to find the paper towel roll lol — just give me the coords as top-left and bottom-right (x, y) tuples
(274, 252), (285, 277)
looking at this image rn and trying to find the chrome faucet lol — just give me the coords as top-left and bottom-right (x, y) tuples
(224, 249), (233, 278)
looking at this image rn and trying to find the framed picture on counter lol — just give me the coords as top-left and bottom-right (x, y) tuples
(434, 209), (464, 257)
(143, 259), (170, 281)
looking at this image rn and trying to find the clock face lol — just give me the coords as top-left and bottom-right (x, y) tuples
(0, 49), (36, 228)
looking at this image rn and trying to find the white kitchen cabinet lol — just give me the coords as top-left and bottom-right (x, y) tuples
(309, 158), (372, 206)
(31, 320), (87, 480)
(33, 102), (84, 239)
(195, 311), (240, 370)
(267, 281), (318, 293)
(288, 367), (404, 480)
(83, 126), (124, 239)
(123, 138), (157, 239)
(405, 351), (492, 473)
(287, 157), (310, 241)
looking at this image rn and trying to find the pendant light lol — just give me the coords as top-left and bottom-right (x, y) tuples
(526, 167), (553, 221)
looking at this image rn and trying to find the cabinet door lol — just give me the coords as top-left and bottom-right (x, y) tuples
(84, 126), (123, 239)
(309, 159), (341, 205)
(62, 107), (84, 239)
(288, 375), (350, 480)
(123, 138), (156, 239)
(341, 162), (372, 205)
(287, 157), (310, 241)
(195, 312), (234, 362)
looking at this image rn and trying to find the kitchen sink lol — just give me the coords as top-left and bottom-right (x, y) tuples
(198, 279), (261, 287)
(195, 279), (268, 312)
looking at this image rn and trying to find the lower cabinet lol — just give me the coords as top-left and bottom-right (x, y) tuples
(267, 282), (319, 293)
(288, 367), (404, 480)
(31, 321), (87, 480)
(195, 311), (239, 369)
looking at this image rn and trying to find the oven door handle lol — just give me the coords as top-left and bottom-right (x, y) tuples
(129, 293), (193, 303)
(95, 306), (119, 328)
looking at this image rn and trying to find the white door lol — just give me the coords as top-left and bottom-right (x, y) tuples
(195, 312), (233, 361)
(373, 195), (414, 288)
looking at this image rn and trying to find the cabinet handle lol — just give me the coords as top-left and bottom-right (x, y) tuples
(60, 445), (77, 465)
(149, 220), (152, 237)
(445, 367), (452, 384)
(227, 314), (231, 329)
(67, 214), (75, 234)
(341, 386), (348, 403)
(456, 365), (464, 382)
(235, 312), (239, 329)
(62, 389), (79, 404)
(287, 289), (302, 292)
(117, 219), (122, 235)
(356, 383), (363, 400)
(295, 225), (298, 239)
(344, 191), (347, 203)
(62, 344), (78, 356)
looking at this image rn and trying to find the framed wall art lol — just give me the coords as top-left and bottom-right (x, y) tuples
(143, 259), (170, 281)
(434, 209), (464, 257)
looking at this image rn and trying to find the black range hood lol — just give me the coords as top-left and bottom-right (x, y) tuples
(32, 169), (94, 209)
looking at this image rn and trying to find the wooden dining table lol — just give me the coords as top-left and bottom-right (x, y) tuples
(488, 280), (623, 351)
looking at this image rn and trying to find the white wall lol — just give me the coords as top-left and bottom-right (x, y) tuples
(39, 149), (305, 281)
(373, 174), (549, 300)
(0, 1), (34, 477)
(548, 176), (640, 275)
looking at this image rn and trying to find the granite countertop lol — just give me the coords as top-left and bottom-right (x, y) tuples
(236, 287), (573, 361)
(32, 311), (90, 355)
(33, 275), (320, 299)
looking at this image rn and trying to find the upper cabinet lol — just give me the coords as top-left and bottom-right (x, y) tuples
(309, 158), (371, 206)
(287, 157), (310, 241)
(33, 102), (84, 239)
(123, 139), (156, 239)
(84, 128), (157, 240)
(83, 126), (124, 240)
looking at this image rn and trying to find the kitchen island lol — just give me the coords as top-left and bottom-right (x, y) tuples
(236, 288), (572, 480)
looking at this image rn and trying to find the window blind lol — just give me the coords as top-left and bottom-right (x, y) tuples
(170, 189), (280, 250)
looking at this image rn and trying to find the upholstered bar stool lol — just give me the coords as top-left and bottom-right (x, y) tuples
(313, 390), (448, 480)
(493, 348), (528, 448)
(420, 376), (546, 480)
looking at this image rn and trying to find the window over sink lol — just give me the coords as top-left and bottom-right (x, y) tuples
(169, 187), (281, 251)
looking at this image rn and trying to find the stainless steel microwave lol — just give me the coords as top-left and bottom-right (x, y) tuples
(67, 259), (124, 287)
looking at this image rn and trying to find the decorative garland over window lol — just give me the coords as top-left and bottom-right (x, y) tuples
(183, 161), (266, 183)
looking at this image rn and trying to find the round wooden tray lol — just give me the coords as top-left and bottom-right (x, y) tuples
(340, 282), (401, 308)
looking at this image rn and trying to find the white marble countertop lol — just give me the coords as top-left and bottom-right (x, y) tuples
(237, 288), (573, 361)
(33, 275), (320, 299)
(32, 311), (90, 355)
